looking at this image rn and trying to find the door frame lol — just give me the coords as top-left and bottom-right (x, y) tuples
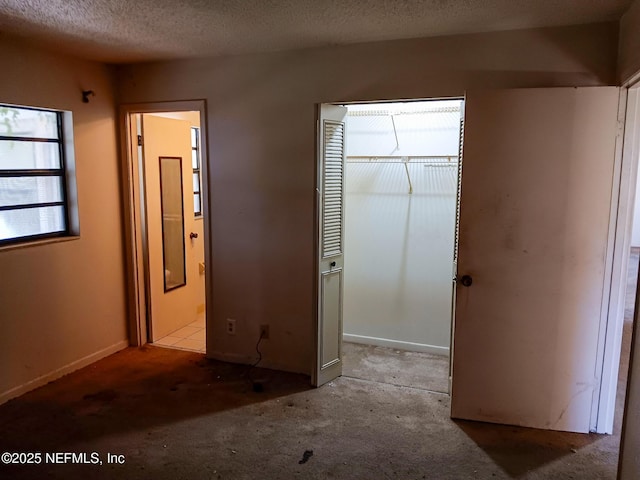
(594, 84), (640, 434)
(119, 100), (211, 349)
(616, 76), (640, 478)
(313, 97), (464, 387)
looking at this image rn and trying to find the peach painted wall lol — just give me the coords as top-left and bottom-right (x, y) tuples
(0, 37), (128, 402)
(116, 22), (618, 375)
(146, 111), (206, 318)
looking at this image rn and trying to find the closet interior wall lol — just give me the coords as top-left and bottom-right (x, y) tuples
(343, 100), (462, 355)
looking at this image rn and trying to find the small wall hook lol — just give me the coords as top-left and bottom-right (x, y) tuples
(82, 90), (95, 103)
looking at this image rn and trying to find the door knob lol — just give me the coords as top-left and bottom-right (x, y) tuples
(189, 232), (198, 239)
(330, 261), (336, 267)
(460, 275), (473, 287)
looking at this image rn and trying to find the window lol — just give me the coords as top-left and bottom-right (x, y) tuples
(0, 104), (76, 245)
(191, 127), (202, 217)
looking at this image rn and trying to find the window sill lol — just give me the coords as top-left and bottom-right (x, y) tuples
(0, 235), (81, 253)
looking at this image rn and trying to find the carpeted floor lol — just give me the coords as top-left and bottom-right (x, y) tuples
(0, 251), (637, 479)
(0, 346), (624, 479)
(342, 342), (449, 393)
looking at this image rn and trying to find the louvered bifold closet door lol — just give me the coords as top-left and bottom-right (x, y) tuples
(453, 102), (465, 266)
(314, 104), (348, 387)
(322, 121), (345, 258)
(449, 100), (465, 390)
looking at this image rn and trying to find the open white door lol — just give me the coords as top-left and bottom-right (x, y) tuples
(314, 104), (348, 387)
(451, 87), (619, 433)
(142, 114), (201, 342)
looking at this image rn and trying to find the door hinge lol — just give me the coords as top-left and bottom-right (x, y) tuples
(137, 135), (143, 147)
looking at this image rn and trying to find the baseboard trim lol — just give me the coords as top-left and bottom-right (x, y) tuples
(0, 340), (129, 405)
(343, 333), (449, 356)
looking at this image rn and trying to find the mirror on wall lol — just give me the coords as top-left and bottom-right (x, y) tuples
(159, 156), (186, 291)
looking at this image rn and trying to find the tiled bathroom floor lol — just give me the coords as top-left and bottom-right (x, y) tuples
(153, 315), (205, 353)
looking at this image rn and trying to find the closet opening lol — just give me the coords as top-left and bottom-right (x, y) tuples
(340, 98), (464, 393)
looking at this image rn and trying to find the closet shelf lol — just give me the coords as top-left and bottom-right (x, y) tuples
(346, 155), (458, 194)
(346, 155), (458, 164)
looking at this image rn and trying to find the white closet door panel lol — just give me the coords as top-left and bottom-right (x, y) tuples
(314, 104), (348, 387)
(322, 120), (345, 259)
(451, 87), (619, 433)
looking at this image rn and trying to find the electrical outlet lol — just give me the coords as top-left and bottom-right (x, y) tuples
(226, 318), (236, 335)
(259, 324), (269, 340)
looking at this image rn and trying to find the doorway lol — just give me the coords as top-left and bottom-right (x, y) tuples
(340, 100), (463, 393)
(120, 101), (210, 354)
(313, 98), (463, 390)
(316, 88), (624, 435)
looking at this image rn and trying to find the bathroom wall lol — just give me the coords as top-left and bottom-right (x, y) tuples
(148, 111), (206, 313)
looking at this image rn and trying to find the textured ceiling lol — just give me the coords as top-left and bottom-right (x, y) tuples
(0, 0), (633, 64)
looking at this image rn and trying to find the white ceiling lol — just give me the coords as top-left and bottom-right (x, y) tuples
(0, 0), (633, 64)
